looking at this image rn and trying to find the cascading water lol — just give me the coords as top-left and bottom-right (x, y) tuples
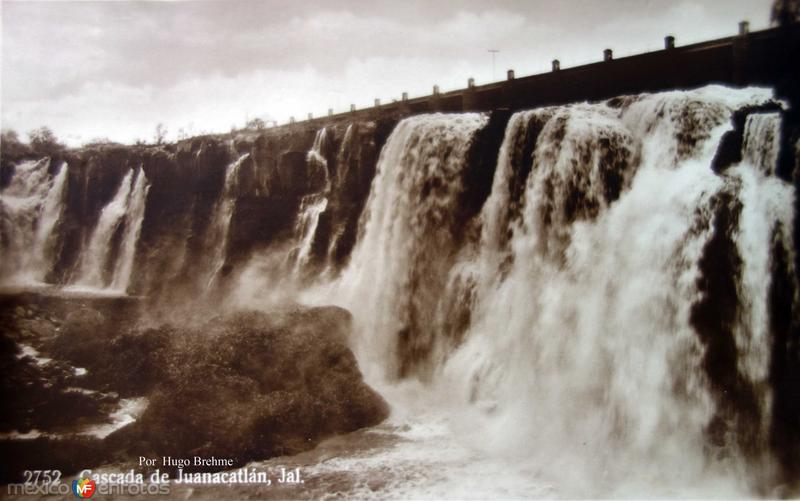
(303, 86), (798, 497)
(72, 168), (149, 293)
(110, 168), (149, 292)
(230, 123), (380, 307)
(293, 197), (328, 271)
(205, 153), (248, 290)
(75, 169), (135, 288)
(742, 112), (782, 177)
(441, 91), (751, 495)
(293, 128), (330, 274)
(0, 158), (69, 284)
(33, 165), (69, 281)
(315, 114), (488, 378)
(318, 121), (383, 275)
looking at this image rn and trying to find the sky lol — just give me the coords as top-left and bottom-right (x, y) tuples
(1, 0), (775, 146)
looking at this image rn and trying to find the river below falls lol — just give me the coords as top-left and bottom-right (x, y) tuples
(155, 381), (753, 500)
(166, 391), (555, 500)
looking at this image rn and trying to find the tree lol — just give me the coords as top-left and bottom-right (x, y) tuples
(2, 129), (19, 143)
(1, 128), (33, 159)
(245, 117), (266, 130)
(27, 126), (63, 156)
(772, 0), (800, 26)
(154, 123), (167, 145)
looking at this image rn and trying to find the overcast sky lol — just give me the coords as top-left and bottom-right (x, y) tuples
(1, 0), (774, 146)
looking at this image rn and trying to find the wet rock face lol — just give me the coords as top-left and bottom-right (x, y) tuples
(38, 132), (325, 298)
(1, 117), (393, 302)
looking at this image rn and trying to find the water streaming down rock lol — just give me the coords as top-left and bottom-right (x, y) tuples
(206, 154), (248, 290)
(315, 114), (489, 378)
(230, 120), (390, 306)
(0, 158), (69, 284)
(305, 86), (799, 495)
(294, 197), (329, 271)
(320, 124), (357, 271)
(477, 109), (553, 259)
(318, 122), (387, 273)
(742, 112), (782, 176)
(75, 169), (135, 288)
(293, 128), (331, 275)
(71, 167), (149, 293)
(110, 168), (149, 292)
(0, 119), (391, 299)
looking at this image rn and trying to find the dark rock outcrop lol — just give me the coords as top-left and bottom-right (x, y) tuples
(118, 307), (389, 469)
(0, 293), (388, 482)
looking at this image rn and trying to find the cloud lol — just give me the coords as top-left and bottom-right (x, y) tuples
(0, 0), (774, 146)
(3, 55), (484, 145)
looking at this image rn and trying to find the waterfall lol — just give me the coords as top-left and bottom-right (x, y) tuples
(205, 153), (248, 290)
(110, 168), (149, 292)
(307, 127), (330, 176)
(742, 112), (782, 176)
(321, 121), (381, 274)
(315, 113), (488, 377)
(32, 162), (69, 280)
(73, 168), (149, 293)
(0, 158), (69, 284)
(442, 91), (744, 493)
(727, 113), (796, 445)
(75, 169), (135, 287)
(293, 196), (328, 272)
(293, 128), (330, 274)
(306, 86), (796, 495)
(323, 124), (356, 269)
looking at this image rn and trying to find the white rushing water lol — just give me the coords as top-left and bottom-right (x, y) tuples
(303, 85), (795, 497)
(82, 397), (148, 439)
(0, 158), (69, 284)
(73, 168), (149, 293)
(742, 112), (782, 177)
(110, 168), (149, 292)
(312, 113), (489, 379)
(294, 196), (328, 272)
(75, 170), (135, 287)
(206, 153), (249, 290)
(293, 128), (332, 274)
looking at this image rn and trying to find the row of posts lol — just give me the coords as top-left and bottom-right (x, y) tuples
(288, 21), (751, 124)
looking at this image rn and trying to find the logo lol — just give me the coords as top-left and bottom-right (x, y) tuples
(72, 476), (96, 498)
